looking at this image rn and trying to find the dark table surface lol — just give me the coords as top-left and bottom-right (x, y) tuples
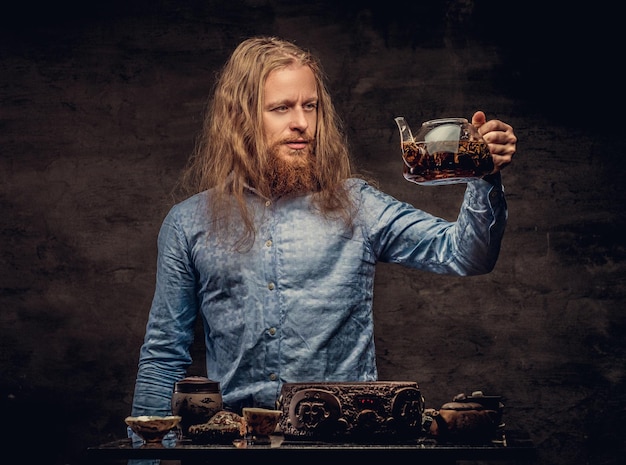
(86, 430), (537, 464)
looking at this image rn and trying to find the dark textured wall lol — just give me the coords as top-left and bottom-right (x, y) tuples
(1, 1), (623, 464)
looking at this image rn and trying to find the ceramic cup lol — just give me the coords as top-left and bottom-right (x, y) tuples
(242, 407), (282, 445)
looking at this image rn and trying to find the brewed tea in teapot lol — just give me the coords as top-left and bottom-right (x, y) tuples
(395, 117), (494, 185)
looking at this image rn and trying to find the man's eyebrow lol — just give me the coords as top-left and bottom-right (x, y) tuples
(265, 96), (318, 107)
(265, 98), (292, 107)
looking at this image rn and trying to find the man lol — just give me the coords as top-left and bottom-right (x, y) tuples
(130, 36), (516, 434)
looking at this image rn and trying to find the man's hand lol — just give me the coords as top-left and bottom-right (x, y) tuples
(471, 111), (517, 172)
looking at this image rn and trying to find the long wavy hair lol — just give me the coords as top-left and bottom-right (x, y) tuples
(178, 36), (358, 250)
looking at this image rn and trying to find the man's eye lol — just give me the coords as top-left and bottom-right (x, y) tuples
(305, 103), (318, 111)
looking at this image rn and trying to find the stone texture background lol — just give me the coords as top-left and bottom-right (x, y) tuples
(1, 1), (623, 464)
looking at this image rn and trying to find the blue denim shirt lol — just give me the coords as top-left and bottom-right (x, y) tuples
(130, 177), (506, 417)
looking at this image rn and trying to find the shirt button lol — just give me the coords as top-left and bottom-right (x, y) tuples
(489, 189), (499, 200)
(268, 282), (275, 290)
(268, 327), (277, 336)
(265, 200), (271, 207)
(265, 240), (272, 247)
(269, 373), (277, 381)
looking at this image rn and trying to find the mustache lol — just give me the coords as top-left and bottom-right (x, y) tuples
(281, 137), (314, 144)
(268, 137), (316, 156)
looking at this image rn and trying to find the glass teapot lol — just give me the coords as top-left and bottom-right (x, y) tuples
(394, 117), (494, 185)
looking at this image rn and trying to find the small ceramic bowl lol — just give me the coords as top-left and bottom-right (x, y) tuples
(242, 408), (282, 437)
(125, 415), (182, 444)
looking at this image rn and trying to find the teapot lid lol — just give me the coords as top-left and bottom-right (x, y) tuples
(174, 376), (220, 393)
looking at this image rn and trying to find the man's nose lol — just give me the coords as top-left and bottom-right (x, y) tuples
(289, 108), (308, 131)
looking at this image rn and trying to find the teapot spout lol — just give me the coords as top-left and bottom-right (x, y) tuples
(394, 117), (414, 144)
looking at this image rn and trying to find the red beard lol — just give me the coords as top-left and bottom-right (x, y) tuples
(265, 140), (318, 197)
